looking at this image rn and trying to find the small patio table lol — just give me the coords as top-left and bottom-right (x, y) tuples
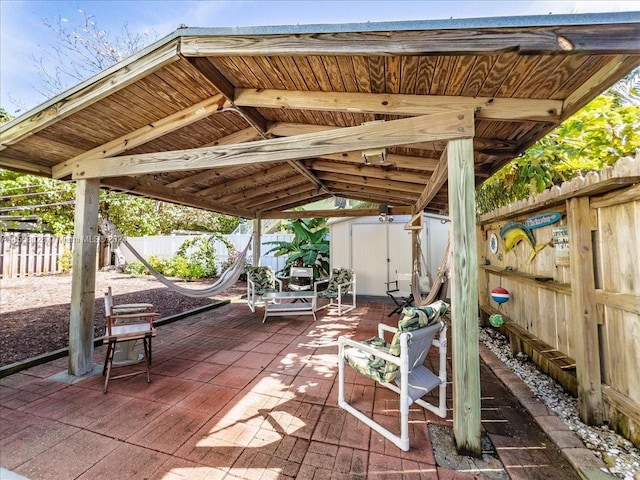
(262, 291), (317, 323)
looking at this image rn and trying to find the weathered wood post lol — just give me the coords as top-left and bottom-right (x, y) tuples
(567, 196), (603, 425)
(68, 178), (100, 376)
(448, 137), (482, 456)
(252, 215), (261, 267)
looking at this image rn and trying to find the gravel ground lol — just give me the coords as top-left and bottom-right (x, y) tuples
(480, 327), (640, 480)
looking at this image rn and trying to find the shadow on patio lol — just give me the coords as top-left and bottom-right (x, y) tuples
(1, 299), (581, 479)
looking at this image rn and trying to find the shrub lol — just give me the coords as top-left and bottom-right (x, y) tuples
(124, 261), (148, 276)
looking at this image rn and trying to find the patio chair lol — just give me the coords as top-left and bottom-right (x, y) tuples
(102, 288), (158, 393)
(338, 300), (449, 451)
(287, 266), (314, 292)
(385, 272), (414, 317)
(246, 265), (283, 312)
(314, 267), (356, 315)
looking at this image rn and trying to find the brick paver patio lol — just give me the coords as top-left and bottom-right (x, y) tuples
(1, 299), (585, 479)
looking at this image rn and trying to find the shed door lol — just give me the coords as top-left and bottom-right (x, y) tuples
(351, 222), (413, 296)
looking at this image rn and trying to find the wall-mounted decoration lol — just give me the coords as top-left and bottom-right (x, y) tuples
(525, 212), (561, 229)
(553, 226), (570, 266)
(499, 221), (546, 262)
(490, 286), (510, 304)
(489, 233), (499, 254)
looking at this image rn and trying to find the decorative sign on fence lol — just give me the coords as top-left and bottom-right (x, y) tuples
(525, 212), (561, 229)
(552, 226), (570, 266)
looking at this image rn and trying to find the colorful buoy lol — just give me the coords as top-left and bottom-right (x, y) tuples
(491, 287), (510, 304)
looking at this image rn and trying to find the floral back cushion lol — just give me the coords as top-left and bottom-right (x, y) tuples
(319, 268), (353, 298)
(246, 266), (277, 295)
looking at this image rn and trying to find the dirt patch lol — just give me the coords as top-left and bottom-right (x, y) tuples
(0, 271), (246, 367)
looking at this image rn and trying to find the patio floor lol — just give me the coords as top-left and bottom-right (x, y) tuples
(1, 298), (594, 479)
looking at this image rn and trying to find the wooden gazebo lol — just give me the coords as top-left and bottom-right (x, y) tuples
(2, 12), (639, 455)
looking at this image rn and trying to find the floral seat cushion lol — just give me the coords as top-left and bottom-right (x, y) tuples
(344, 300), (449, 383)
(246, 266), (278, 295)
(317, 268), (353, 299)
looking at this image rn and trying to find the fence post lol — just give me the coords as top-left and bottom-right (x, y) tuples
(567, 196), (603, 425)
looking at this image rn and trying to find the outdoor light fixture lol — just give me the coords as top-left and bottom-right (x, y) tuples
(362, 148), (387, 165)
(378, 204), (394, 223)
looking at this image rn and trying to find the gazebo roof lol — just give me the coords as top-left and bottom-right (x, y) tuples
(1, 12), (639, 219)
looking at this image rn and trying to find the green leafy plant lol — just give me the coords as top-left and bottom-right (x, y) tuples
(58, 247), (73, 274)
(124, 261), (148, 276)
(264, 218), (330, 280)
(477, 92), (640, 214)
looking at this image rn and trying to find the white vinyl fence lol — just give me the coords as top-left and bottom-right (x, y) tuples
(0, 232), (294, 278)
(121, 233), (294, 274)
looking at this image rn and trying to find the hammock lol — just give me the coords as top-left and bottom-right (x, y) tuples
(120, 238), (250, 298)
(412, 236), (450, 307)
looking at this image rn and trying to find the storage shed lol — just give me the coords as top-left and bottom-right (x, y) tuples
(329, 214), (450, 296)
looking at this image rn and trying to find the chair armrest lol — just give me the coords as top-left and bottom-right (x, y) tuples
(338, 335), (401, 366)
(274, 277), (283, 291)
(378, 323), (398, 338)
(314, 278), (330, 293)
(385, 280), (399, 292)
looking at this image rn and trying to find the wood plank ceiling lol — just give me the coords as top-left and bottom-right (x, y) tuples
(1, 14), (639, 219)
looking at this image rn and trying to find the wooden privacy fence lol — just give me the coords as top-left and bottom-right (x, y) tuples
(0, 233), (74, 278)
(477, 155), (640, 448)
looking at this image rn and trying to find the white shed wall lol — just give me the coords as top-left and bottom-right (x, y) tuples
(329, 214), (450, 296)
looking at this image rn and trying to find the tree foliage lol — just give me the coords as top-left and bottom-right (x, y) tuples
(476, 89), (640, 214)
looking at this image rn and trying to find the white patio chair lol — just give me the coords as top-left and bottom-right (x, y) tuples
(314, 267), (356, 315)
(246, 265), (283, 312)
(338, 300), (449, 451)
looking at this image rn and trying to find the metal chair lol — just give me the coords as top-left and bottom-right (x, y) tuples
(338, 300), (449, 451)
(385, 272), (414, 317)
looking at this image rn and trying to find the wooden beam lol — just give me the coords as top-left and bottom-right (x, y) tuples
(52, 94), (227, 179)
(235, 88), (563, 122)
(324, 182), (418, 203)
(68, 178), (100, 376)
(318, 151), (439, 171)
(563, 56), (640, 117)
(448, 138), (482, 456)
(224, 176), (307, 204)
(179, 24), (640, 57)
(254, 190), (326, 212)
(0, 157), (52, 176)
(261, 206), (413, 219)
(102, 177), (255, 218)
(236, 182), (320, 209)
(414, 147), (450, 213)
(315, 171), (425, 194)
(164, 128), (261, 189)
(287, 160), (329, 193)
(568, 196), (604, 425)
(187, 56), (268, 134)
(0, 41), (180, 149)
(307, 159), (431, 185)
(195, 164), (295, 198)
(327, 189), (413, 206)
(72, 111), (474, 179)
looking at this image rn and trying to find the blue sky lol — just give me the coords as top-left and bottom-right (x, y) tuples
(1, 0), (638, 116)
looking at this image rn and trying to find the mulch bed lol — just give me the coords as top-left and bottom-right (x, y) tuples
(0, 271), (246, 367)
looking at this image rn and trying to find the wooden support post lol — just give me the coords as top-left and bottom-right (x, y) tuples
(567, 196), (603, 425)
(252, 215), (261, 267)
(448, 138), (482, 456)
(68, 179), (100, 376)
